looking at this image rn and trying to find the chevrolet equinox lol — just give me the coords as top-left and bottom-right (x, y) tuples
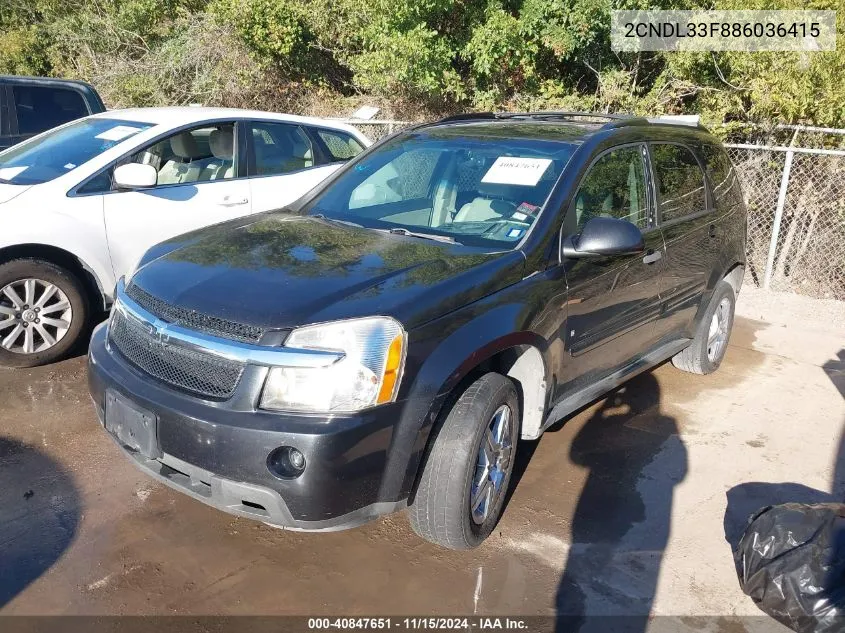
(88, 112), (747, 549)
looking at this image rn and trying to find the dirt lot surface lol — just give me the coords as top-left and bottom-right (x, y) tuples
(1, 295), (844, 629)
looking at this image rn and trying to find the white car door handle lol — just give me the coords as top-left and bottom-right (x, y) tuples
(218, 196), (249, 207)
(642, 250), (663, 265)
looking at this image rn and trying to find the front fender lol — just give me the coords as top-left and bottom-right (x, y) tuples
(381, 298), (550, 502)
(0, 215), (114, 303)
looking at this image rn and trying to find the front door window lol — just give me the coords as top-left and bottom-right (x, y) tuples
(124, 123), (238, 186)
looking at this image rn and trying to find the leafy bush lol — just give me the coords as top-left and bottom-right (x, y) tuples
(2, 0), (843, 128)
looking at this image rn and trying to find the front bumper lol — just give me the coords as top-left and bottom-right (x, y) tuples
(88, 322), (407, 531)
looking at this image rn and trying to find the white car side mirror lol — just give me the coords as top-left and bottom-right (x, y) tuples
(113, 163), (157, 190)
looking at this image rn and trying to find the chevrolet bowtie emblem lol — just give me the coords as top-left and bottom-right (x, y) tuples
(146, 318), (171, 346)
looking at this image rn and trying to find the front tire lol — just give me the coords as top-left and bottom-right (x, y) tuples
(408, 372), (519, 549)
(0, 259), (88, 368)
(671, 280), (736, 375)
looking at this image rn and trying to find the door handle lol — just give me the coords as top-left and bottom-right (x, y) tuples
(642, 250), (663, 265)
(218, 196), (249, 207)
(709, 223), (717, 238)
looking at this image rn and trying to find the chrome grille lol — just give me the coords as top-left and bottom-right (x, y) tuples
(126, 283), (264, 343)
(109, 310), (245, 400)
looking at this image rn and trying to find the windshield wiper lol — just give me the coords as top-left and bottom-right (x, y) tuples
(312, 214), (363, 228)
(378, 227), (457, 244)
(314, 215), (458, 244)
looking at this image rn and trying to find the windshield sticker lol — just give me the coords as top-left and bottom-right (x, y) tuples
(507, 228), (525, 239)
(511, 212), (528, 221)
(516, 202), (540, 216)
(95, 125), (144, 141)
(0, 166), (27, 179)
(64, 163), (76, 170)
(481, 157), (552, 186)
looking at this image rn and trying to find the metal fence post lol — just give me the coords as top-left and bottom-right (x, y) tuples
(763, 149), (795, 289)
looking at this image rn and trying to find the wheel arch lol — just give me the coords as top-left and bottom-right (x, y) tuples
(394, 305), (552, 503)
(0, 244), (109, 312)
(723, 262), (745, 296)
(438, 343), (548, 441)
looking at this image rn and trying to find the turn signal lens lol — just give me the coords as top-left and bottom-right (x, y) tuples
(377, 334), (405, 404)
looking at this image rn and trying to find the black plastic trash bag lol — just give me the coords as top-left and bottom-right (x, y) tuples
(734, 503), (845, 633)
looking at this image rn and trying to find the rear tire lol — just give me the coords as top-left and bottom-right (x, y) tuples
(671, 280), (735, 375)
(0, 259), (88, 368)
(408, 372), (519, 549)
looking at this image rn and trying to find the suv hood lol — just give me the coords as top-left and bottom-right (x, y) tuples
(129, 213), (525, 333)
(0, 183), (31, 205)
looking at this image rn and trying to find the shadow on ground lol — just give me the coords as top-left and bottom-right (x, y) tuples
(539, 372), (688, 632)
(0, 436), (81, 607)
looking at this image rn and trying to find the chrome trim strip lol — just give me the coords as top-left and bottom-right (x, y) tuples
(114, 280), (343, 368)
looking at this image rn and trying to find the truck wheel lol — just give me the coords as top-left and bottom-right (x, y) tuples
(671, 280), (735, 375)
(0, 259), (88, 368)
(408, 372), (519, 549)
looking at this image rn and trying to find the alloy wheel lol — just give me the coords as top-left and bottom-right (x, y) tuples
(0, 279), (73, 355)
(706, 297), (731, 363)
(470, 404), (513, 524)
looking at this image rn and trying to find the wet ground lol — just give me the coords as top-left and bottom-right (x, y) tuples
(1, 305), (844, 627)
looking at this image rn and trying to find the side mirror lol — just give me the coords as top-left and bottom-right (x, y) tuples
(562, 217), (645, 259)
(113, 163), (157, 190)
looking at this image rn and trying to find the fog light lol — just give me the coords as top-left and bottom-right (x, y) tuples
(267, 446), (306, 479)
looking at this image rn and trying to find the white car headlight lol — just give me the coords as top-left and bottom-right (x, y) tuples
(260, 316), (406, 413)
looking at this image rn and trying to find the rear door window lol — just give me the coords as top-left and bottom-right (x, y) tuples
(13, 85), (89, 135)
(651, 144), (707, 222)
(700, 143), (743, 211)
(250, 121), (315, 176)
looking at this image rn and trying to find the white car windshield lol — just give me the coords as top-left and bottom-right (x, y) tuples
(304, 126), (578, 248)
(0, 118), (153, 185)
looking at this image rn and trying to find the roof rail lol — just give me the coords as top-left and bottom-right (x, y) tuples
(498, 111), (634, 121)
(428, 111), (708, 131)
(435, 111), (635, 124)
(435, 112), (499, 124)
(645, 115), (706, 130)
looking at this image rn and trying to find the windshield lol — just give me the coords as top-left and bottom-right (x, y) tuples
(0, 118), (153, 185)
(304, 128), (577, 248)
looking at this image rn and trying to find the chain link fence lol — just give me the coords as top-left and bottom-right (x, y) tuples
(340, 119), (845, 301)
(726, 142), (845, 300)
(336, 119), (412, 141)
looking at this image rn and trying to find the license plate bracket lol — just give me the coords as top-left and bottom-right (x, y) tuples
(105, 390), (160, 459)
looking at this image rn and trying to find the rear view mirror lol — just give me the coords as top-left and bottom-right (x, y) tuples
(562, 217), (645, 259)
(113, 163), (157, 190)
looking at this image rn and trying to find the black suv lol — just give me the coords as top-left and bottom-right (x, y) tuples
(0, 76), (105, 150)
(88, 112), (746, 549)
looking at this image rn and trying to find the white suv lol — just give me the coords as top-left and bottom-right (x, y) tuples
(0, 107), (370, 366)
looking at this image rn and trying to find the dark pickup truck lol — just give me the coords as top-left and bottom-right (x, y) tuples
(0, 75), (105, 151)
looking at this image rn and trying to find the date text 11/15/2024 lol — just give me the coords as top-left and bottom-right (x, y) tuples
(307, 618), (529, 630)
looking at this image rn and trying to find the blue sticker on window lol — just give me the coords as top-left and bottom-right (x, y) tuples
(507, 228), (525, 239)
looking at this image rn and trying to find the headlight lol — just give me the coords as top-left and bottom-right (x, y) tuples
(260, 316), (406, 413)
